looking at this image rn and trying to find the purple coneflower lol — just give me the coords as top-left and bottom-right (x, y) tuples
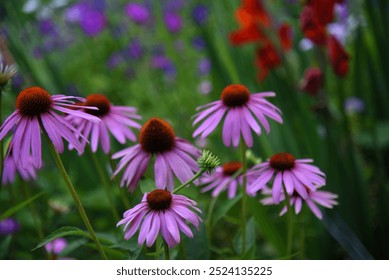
(2, 146), (37, 185)
(117, 189), (201, 247)
(248, 152), (326, 204)
(261, 185), (338, 219)
(68, 94), (141, 154)
(193, 84), (283, 147)
(201, 161), (243, 199)
(0, 86), (100, 169)
(113, 118), (200, 192)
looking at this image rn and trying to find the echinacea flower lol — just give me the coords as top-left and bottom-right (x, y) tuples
(67, 94), (141, 154)
(117, 189), (201, 247)
(200, 161), (243, 199)
(193, 84), (282, 147)
(0, 86), (100, 168)
(248, 152), (326, 204)
(0, 63), (17, 87)
(261, 185), (338, 219)
(113, 117), (200, 192)
(2, 145), (37, 185)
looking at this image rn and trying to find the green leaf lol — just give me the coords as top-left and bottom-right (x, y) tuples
(183, 222), (210, 259)
(0, 192), (45, 220)
(233, 217), (256, 258)
(213, 193), (242, 225)
(32, 226), (89, 251)
(139, 178), (155, 193)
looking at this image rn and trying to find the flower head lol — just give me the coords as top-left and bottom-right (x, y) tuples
(125, 3), (151, 24)
(0, 63), (17, 87)
(45, 238), (68, 255)
(0, 218), (20, 235)
(328, 35), (349, 77)
(300, 67), (324, 96)
(113, 117), (200, 192)
(80, 9), (106, 37)
(117, 189), (202, 247)
(197, 149), (220, 174)
(248, 152), (326, 204)
(200, 161), (243, 199)
(67, 94), (141, 154)
(0, 86), (100, 169)
(193, 84), (282, 147)
(261, 185), (338, 219)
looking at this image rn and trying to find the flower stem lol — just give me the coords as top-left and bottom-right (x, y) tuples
(241, 141), (248, 257)
(282, 185), (293, 259)
(173, 169), (205, 194)
(89, 149), (119, 221)
(108, 153), (130, 209)
(206, 196), (218, 244)
(45, 135), (108, 259)
(163, 240), (170, 260)
(299, 214), (305, 260)
(0, 88), (4, 193)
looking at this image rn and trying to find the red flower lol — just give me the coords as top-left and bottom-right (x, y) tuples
(278, 23), (293, 51)
(328, 35), (349, 77)
(300, 67), (324, 96)
(229, 23), (267, 46)
(299, 6), (327, 45)
(256, 42), (281, 81)
(306, 0), (336, 26)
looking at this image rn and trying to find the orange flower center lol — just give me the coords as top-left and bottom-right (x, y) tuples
(84, 94), (111, 116)
(139, 118), (176, 154)
(269, 152), (296, 170)
(222, 161), (242, 176)
(221, 84), (250, 107)
(16, 87), (53, 117)
(146, 189), (172, 210)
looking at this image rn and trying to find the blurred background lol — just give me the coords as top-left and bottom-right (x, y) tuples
(0, 0), (388, 260)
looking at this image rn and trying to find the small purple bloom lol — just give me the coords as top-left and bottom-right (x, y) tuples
(192, 36), (206, 51)
(151, 55), (172, 69)
(164, 12), (183, 33)
(198, 58), (211, 76)
(0, 218), (20, 235)
(38, 19), (58, 36)
(107, 52), (123, 69)
(125, 3), (151, 24)
(198, 80), (212, 95)
(80, 9), (106, 37)
(344, 96), (365, 114)
(126, 39), (144, 59)
(45, 238), (68, 255)
(192, 4), (208, 25)
(65, 2), (89, 23)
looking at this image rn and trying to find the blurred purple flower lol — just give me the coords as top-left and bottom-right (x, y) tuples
(126, 39), (144, 59)
(198, 80), (212, 95)
(65, 2), (89, 23)
(344, 96), (365, 114)
(125, 3), (151, 24)
(91, 0), (106, 12)
(198, 58), (211, 76)
(45, 238), (68, 255)
(164, 0), (185, 11)
(192, 36), (206, 51)
(38, 19), (58, 36)
(164, 12), (182, 33)
(151, 55), (171, 69)
(80, 9), (106, 37)
(107, 52), (123, 69)
(192, 4), (208, 25)
(0, 218), (20, 235)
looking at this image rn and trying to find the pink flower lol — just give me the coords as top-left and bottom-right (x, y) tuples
(200, 161), (243, 199)
(67, 94), (141, 154)
(261, 185), (338, 219)
(193, 84), (282, 147)
(248, 152), (326, 204)
(0, 87), (100, 169)
(117, 189), (202, 247)
(45, 238), (68, 255)
(2, 144), (37, 185)
(113, 118), (200, 192)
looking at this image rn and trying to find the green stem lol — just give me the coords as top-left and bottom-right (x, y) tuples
(0, 88), (4, 192)
(299, 213), (305, 260)
(241, 141), (248, 257)
(108, 154), (130, 209)
(282, 185), (293, 259)
(45, 134), (108, 259)
(90, 150), (119, 221)
(163, 240), (170, 260)
(206, 196), (218, 244)
(173, 169), (206, 194)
